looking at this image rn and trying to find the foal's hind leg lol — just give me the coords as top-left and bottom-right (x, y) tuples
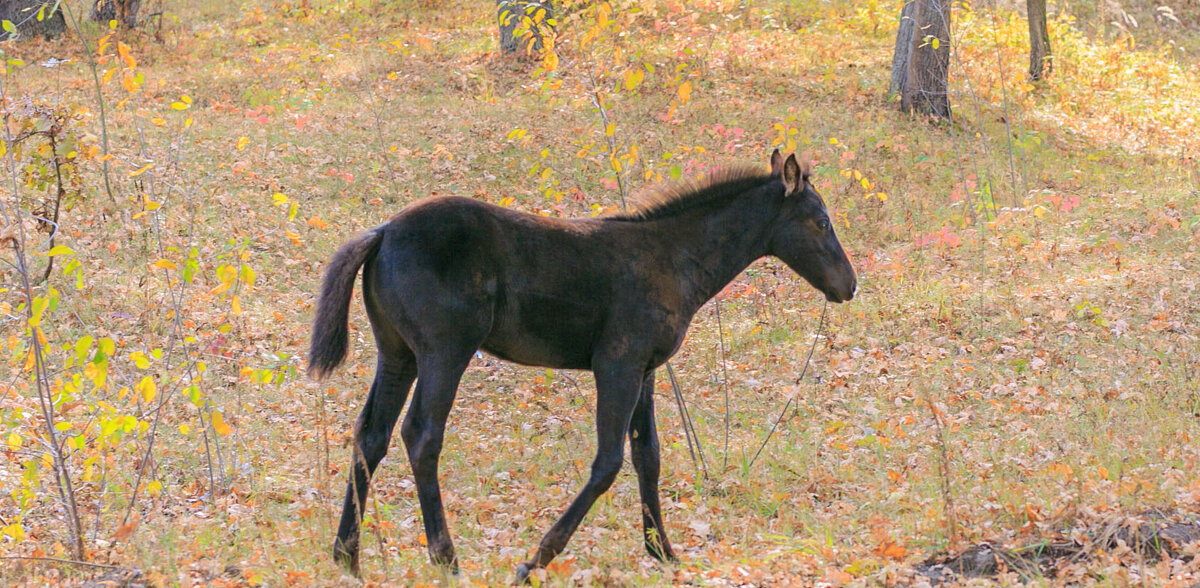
(400, 350), (475, 570)
(516, 360), (643, 582)
(333, 347), (417, 576)
(629, 370), (677, 562)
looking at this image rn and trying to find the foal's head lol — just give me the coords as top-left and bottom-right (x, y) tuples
(767, 150), (857, 303)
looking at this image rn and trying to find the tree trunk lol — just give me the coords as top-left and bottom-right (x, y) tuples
(900, 0), (952, 119)
(889, 0), (916, 98)
(0, 0), (66, 39)
(1027, 0), (1052, 80)
(498, 0), (518, 53)
(90, 0), (140, 28)
(497, 1), (552, 55)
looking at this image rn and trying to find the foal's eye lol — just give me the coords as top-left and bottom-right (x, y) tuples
(816, 218), (830, 231)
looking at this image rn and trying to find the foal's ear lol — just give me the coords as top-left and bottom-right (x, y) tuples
(769, 149), (784, 176)
(782, 153), (804, 196)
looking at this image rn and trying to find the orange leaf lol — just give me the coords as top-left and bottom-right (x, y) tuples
(677, 80), (692, 105)
(876, 540), (908, 559)
(211, 411), (231, 435)
(112, 519), (139, 541)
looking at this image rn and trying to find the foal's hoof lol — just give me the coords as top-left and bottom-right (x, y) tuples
(644, 539), (678, 563)
(514, 562), (533, 584)
(332, 544), (361, 578)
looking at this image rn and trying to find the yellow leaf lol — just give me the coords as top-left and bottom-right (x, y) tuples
(129, 163), (154, 177)
(231, 295), (242, 316)
(861, 177), (870, 190)
(7, 432), (22, 451)
(271, 192), (288, 206)
(136, 376), (156, 403)
(130, 351), (150, 369)
(152, 259), (177, 270)
(605, 122), (615, 137)
(179, 424), (190, 435)
(147, 480), (162, 496)
(236, 136), (249, 151)
(2, 523), (25, 542)
(211, 411), (231, 435)
(542, 49), (559, 72)
(623, 68), (644, 91)
(169, 102), (188, 111)
(677, 80), (692, 105)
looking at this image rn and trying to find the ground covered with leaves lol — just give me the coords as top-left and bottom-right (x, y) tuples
(1, 0), (1199, 585)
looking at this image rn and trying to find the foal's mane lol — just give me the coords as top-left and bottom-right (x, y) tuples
(608, 166), (777, 222)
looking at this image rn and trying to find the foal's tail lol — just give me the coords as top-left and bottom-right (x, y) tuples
(309, 230), (383, 380)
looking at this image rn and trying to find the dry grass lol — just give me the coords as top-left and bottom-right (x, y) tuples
(1, 0), (1198, 585)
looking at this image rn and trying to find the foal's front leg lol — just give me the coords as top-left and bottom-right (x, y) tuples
(629, 370), (677, 562)
(515, 360), (644, 582)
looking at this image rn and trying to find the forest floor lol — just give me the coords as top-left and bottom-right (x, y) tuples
(1, 0), (1199, 585)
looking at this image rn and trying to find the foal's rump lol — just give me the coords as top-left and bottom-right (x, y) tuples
(354, 197), (620, 369)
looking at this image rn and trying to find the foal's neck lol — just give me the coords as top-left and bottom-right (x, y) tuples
(665, 187), (781, 312)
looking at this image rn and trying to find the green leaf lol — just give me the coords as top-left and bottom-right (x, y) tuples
(2, 20), (15, 33)
(75, 335), (94, 361)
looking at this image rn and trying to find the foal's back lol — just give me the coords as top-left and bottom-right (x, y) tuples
(368, 197), (663, 370)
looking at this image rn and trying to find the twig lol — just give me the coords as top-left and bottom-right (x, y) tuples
(585, 72), (627, 210)
(1, 54), (86, 562)
(40, 130), (66, 283)
(748, 302), (827, 469)
(987, 0), (1024, 207)
(666, 362), (708, 479)
(63, 2), (117, 204)
(714, 298), (732, 468)
(922, 392), (958, 544)
(0, 555), (120, 569)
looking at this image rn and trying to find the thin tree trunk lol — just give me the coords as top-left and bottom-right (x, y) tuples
(901, 0), (952, 119)
(0, 0), (66, 39)
(889, 0), (916, 97)
(90, 0), (139, 28)
(497, 1), (552, 56)
(1027, 0), (1052, 80)
(497, 0), (518, 54)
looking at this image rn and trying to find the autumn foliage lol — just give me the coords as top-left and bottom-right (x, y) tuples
(0, 0), (1198, 584)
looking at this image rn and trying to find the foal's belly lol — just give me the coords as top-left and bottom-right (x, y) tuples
(480, 292), (601, 370)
